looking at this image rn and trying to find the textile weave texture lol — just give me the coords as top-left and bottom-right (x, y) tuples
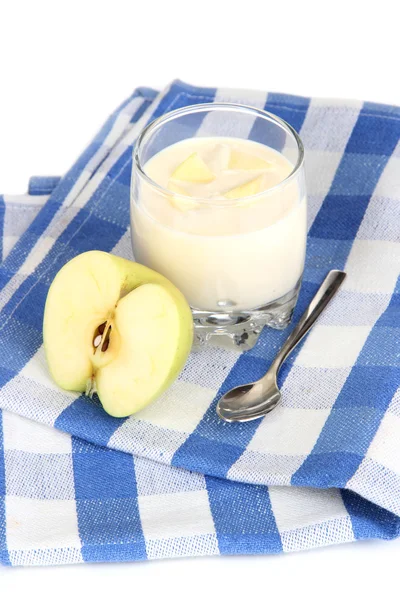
(0, 81), (399, 566)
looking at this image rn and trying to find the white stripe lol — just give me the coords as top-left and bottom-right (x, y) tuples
(3, 193), (49, 206)
(19, 236), (56, 276)
(214, 86), (268, 107)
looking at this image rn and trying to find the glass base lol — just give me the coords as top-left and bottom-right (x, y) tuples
(192, 280), (301, 352)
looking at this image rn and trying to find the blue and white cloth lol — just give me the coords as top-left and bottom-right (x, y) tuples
(0, 81), (399, 567)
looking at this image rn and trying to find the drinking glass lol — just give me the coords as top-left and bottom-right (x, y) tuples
(131, 103), (306, 350)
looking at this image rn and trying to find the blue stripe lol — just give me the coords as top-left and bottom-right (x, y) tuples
(55, 396), (127, 448)
(264, 92), (311, 133)
(303, 238), (353, 284)
(362, 100), (400, 119)
(151, 80), (216, 121)
(28, 176), (62, 196)
(134, 87), (158, 101)
(0, 195), (5, 264)
(310, 195), (372, 240)
(206, 476), (282, 554)
(341, 489), (400, 540)
(376, 282), (400, 328)
(72, 437), (146, 563)
(345, 101), (400, 155)
(0, 411), (10, 565)
(249, 92), (310, 149)
(169, 79), (218, 100)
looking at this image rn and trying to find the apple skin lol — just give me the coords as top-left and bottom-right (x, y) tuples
(43, 251), (193, 417)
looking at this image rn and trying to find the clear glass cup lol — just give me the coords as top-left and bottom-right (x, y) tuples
(130, 103), (307, 350)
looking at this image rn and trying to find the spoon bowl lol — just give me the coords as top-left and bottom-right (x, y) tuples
(217, 375), (281, 422)
(217, 270), (346, 423)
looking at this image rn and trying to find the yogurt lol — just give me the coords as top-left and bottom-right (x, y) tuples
(131, 137), (307, 312)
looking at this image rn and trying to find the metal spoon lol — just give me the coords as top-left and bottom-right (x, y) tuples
(217, 270), (346, 422)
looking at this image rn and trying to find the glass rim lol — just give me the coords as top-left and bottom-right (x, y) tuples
(133, 102), (305, 205)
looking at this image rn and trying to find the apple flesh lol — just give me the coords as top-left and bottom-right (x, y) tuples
(224, 175), (264, 200)
(228, 149), (272, 170)
(167, 181), (199, 212)
(43, 251), (193, 417)
(171, 152), (215, 183)
(166, 146), (272, 212)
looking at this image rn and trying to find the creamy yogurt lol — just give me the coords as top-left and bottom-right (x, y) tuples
(131, 137), (307, 312)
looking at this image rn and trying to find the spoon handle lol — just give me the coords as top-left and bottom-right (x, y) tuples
(271, 270), (346, 372)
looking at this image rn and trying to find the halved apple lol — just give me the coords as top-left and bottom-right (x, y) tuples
(228, 149), (272, 170)
(43, 251), (193, 417)
(171, 152), (215, 183)
(224, 175), (264, 200)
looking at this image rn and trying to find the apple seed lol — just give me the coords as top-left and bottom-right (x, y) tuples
(93, 335), (102, 348)
(93, 321), (108, 351)
(101, 326), (111, 352)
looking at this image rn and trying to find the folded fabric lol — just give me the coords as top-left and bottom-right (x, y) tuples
(0, 81), (399, 567)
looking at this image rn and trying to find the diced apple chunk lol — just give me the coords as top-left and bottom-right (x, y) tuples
(228, 149), (272, 170)
(171, 152), (215, 183)
(167, 181), (199, 212)
(224, 176), (264, 200)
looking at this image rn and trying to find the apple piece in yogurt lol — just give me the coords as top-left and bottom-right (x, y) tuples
(171, 152), (215, 183)
(228, 149), (273, 171)
(167, 181), (199, 212)
(224, 175), (264, 200)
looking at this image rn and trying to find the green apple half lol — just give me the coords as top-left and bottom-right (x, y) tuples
(43, 251), (193, 417)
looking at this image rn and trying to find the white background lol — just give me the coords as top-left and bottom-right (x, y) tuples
(0, 0), (399, 598)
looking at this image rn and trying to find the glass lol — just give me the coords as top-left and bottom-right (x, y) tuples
(130, 103), (307, 350)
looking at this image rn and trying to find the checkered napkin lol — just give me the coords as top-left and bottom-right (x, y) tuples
(0, 81), (399, 567)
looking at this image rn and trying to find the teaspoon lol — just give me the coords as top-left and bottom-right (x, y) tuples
(217, 270), (346, 422)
